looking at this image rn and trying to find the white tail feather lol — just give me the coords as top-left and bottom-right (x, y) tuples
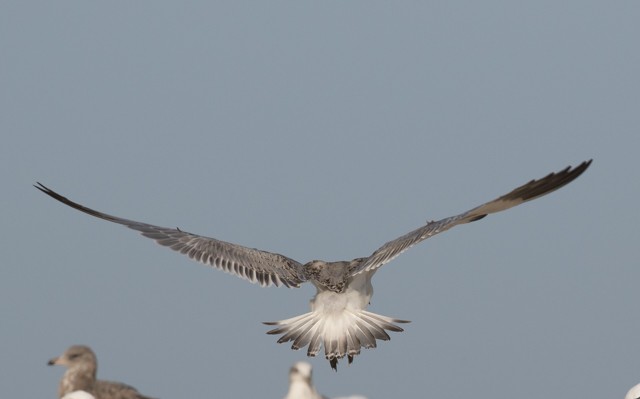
(265, 310), (409, 370)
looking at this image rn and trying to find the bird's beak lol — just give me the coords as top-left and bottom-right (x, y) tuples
(47, 356), (61, 366)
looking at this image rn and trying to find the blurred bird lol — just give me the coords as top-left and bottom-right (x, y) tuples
(48, 345), (155, 399)
(37, 160), (591, 370)
(284, 362), (326, 399)
(62, 391), (96, 399)
(626, 383), (640, 399)
(284, 361), (367, 399)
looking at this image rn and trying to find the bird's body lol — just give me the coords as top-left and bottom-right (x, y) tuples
(37, 160), (591, 369)
(627, 383), (640, 399)
(266, 259), (407, 369)
(48, 345), (154, 399)
(62, 391), (96, 399)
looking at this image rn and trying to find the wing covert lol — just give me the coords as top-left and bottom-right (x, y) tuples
(35, 183), (306, 288)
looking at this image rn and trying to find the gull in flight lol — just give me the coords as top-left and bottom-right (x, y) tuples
(48, 345), (155, 399)
(36, 160), (591, 370)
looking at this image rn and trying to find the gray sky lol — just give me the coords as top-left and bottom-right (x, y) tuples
(1, 2), (638, 398)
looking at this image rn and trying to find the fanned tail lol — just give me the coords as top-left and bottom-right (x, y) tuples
(264, 310), (410, 370)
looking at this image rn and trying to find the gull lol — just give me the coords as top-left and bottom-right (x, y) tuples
(627, 383), (640, 399)
(284, 361), (368, 399)
(284, 362), (367, 399)
(62, 392), (96, 399)
(36, 160), (591, 370)
(48, 345), (155, 399)
(284, 362), (327, 399)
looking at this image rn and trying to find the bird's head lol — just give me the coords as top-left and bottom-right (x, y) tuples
(47, 345), (97, 370)
(289, 361), (314, 384)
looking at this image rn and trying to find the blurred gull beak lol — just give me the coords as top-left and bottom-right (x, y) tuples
(47, 355), (62, 366)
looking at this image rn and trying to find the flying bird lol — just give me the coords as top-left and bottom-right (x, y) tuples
(48, 345), (155, 399)
(36, 160), (591, 370)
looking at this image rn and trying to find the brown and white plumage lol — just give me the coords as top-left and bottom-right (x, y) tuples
(36, 160), (591, 370)
(48, 345), (155, 399)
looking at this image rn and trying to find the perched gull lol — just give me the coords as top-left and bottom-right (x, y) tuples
(36, 160), (591, 370)
(284, 362), (326, 399)
(48, 345), (155, 399)
(284, 361), (367, 399)
(626, 383), (640, 399)
(62, 391), (96, 399)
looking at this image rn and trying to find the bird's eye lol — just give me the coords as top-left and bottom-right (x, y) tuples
(68, 353), (80, 359)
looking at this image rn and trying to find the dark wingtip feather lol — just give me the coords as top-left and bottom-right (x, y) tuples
(508, 159), (592, 202)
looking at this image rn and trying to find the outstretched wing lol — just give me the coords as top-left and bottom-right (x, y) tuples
(350, 160), (591, 276)
(35, 183), (307, 288)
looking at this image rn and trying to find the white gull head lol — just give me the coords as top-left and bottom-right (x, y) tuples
(284, 362), (324, 399)
(284, 361), (367, 399)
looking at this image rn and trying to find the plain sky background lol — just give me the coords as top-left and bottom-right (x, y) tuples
(1, 2), (638, 398)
